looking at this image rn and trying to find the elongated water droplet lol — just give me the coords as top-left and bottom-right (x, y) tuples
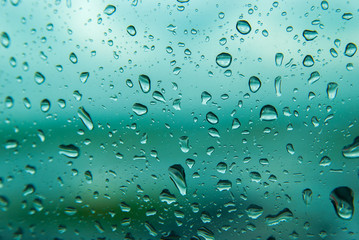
(78, 107), (94, 130)
(330, 187), (354, 220)
(321, 0), (329, 10)
(215, 52), (232, 68)
(84, 170), (93, 183)
(152, 91), (166, 102)
(5, 140), (18, 149)
(303, 55), (314, 67)
(1, 32), (10, 48)
(23, 97), (31, 109)
(330, 48), (338, 58)
(34, 72), (45, 85)
(59, 144), (80, 158)
(260, 105), (278, 121)
(303, 30), (318, 41)
(265, 208), (293, 226)
(5, 96), (14, 109)
(274, 76), (282, 96)
(342, 13), (353, 20)
(197, 226), (215, 240)
(236, 20), (251, 35)
(246, 204), (264, 219)
(327, 82), (338, 100)
(179, 136), (189, 153)
(206, 112), (219, 124)
(37, 130), (45, 142)
(104, 5), (116, 15)
(275, 53), (283, 66)
(40, 99), (50, 112)
(79, 72), (89, 83)
(0, 196), (9, 209)
(208, 128), (220, 138)
(127, 25), (136, 36)
(145, 222), (158, 236)
(216, 180), (232, 191)
(302, 188), (313, 205)
(138, 74), (151, 93)
(308, 71), (320, 84)
(69, 52), (78, 64)
(342, 137), (359, 158)
(132, 103), (148, 116)
(344, 43), (357, 57)
(286, 143), (295, 155)
(201, 91), (212, 104)
(168, 164), (187, 196)
(249, 76), (261, 93)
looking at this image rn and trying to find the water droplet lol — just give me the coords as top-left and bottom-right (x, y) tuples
(179, 136), (189, 153)
(185, 158), (195, 168)
(104, 5), (116, 15)
(206, 112), (219, 124)
(216, 162), (227, 174)
(249, 76), (261, 93)
(64, 207), (77, 216)
(319, 156), (331, 167)
(215, 52), (232, 68)
(172, 99), (181, 110)
(59, 144), (80, 158)
(94, 221), (105, 233)
(84, 170), (93, 184)
(260, 105), (278, 121)
(78, 107), (94, 130)
(1, 32), (10, 49)
(274, 76), (282, 96)
(236, 20), (251, 35)
(321, 0), (329, 10)
(80, 72), (89, 83)
(5, 140), (18, 149)
(286, 143), (295, 155)
(327, 82), (338, 100)
(342, 137), (359, 158)
(197, 227), (215, 240)
(37, 130), (45, 142)
(5, 96), (14, 109)
(330, 187), (354, 220)
(152, 91), (166, 103)
(302, 30), (318, 41)
(275, 53), (283, 66)
(249, 171), (261, 182)
(330, 48), (338, 58)
(208, 128), (220, 138)
(40, 99), (50, 112)
(23, 184), (35, 196)
(265, 208), (293, 226)
(127, 25), (136, 36)
(246, 204), (264, 219)
(201, 91), (212, 104)
(23, 97), (31, 109)
(145, 221), (158, 236)
(342, 13), (353, 20)
(132, 103), (148, 116)
(34, 72), (45, 85)
(138, 74), (151, 93)
(344, 43), (357, 57)
(69, 52), (78, 64)
(303, 55), (314, 67)
(159, 189), (177, 204)
(0, 196), (9, 209)
(168, 164), (187, 196)
(232, 118), (241, 129)
(302, 188), (313, 205)
(308, 71), (320, 84)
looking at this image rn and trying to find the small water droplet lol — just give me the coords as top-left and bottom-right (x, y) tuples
(308, 71), (320, 84)
(330, 48), (338, 58)
(5, 140), (18, 149)
(23, 184), (35, 196)
(246, 204), (264, 219)
(1, 32), (10, 48)
(59, 144), (80, 158)
(236, 20), (251, 35)
(327, 82), (338, 100)
(342, 13), (353, 20)
(201, 91), (212, 104)
(40, 99), (50, 112)
(215, 52), (232, 68)
(34, 72), (45, 85)
(138, 74), (151, 93)
(132, 103), (148, 116)
(249, 76), (261, 93)
(69, 52), (78, 64)
(80, 72), (89, 83)
(127, 25), (136, 36)
(23, 98), (31, 109)
(303, 55), (314, 67)
(104, 5), (116, 15)
(319, 156), (331, 166)
(206, 112), (219, 124)
(168, 164), (187, 196)
(216, 162), (227, 174)
(275, 53), (283, 66)
(265, 208), (293, 226)
(5, 96), (14, 109)
(274, 76), (282, 96)
(302, 188), (313, 205)
(179, 136), (189, 153)
(321, 0), (329, 10)
(260, 105), (278, 121)
(286, 143), (295, 155)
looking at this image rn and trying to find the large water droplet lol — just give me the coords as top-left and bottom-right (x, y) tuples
(302, 188), (313, 205)
(330, 187), (354, 220)
(303, 55), (314, 67)
(138, 74), (151, 93)
(132, 103), (148, 116)
(265, 208), (293, 226)
(327, 82), (338, 100)
(342, 137), (359, 158)
(80, 72), (89, 83)
(215, 52), (232, 68)
(302, 30), (318, 41)
(168, 164), (187, 196)
(1, 32), (10, 48)
(78, 107), (94, 130)
(275, 53), (283, 66)
(201, 91), (212, 104)
(69, 52), (78, 64)
(206, 112), (219, 124)
(216, 180), (232, 191)
(159, 189), (177, 204)
(104, 5), (116, 15)
(246, 204), (264, 219)
(236, 20), (251, 34)
(59, 144), (80, 158)
(127, 25), (136, 36)
(34, 72), (45, 85)
(152, 91), (166, 103)
(40, 99), (50, 112)
(249, 76), (261, 93)
(308, 71), (320, 84)
(260, 105), (278, 121)
(344, 43), (357, 57)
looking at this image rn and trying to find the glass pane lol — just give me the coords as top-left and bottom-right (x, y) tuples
(1, 0), (358, 239)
